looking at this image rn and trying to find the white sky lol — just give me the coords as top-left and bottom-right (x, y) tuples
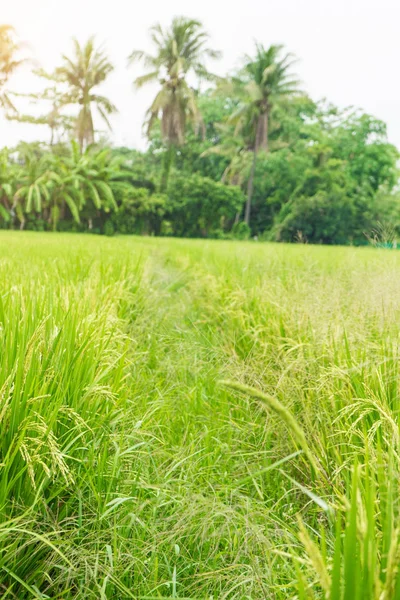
(1, 0), (399, 149)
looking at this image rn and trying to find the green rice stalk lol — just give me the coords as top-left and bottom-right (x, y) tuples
(220, 379), (320, 475)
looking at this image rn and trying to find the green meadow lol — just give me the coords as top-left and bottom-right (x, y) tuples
(1, 232), (400, 599)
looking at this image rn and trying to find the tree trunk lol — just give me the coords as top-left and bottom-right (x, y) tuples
(160, 144), (175, 193)
(257, 111), (269, 152)
(77, 105), (94, 153)
(244, 112), (269, 227)
(245, 149), (257, 226)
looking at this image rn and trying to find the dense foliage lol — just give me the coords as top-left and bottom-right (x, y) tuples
(1, 17), (400, 243)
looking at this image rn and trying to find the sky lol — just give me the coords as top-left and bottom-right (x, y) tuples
(1, 0), (399, 149)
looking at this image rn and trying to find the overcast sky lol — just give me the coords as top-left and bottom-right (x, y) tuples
(1, 0), (399, 149)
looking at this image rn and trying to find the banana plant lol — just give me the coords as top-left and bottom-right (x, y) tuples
(0, 149), (15, 223)
(60, 143), (120, 219)
(12, 142), (125, 230)
(13, 149), (54, 228)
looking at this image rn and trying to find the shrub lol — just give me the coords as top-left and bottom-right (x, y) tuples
(103, 220), (115, 237)
(167, 173), (245, 237)
(111, 187), (167, 235)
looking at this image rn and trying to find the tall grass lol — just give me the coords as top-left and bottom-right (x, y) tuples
(0, 232), (400, 598)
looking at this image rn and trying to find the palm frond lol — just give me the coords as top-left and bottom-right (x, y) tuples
(134, 71), (159, 89)
(128, 17), (220, 146)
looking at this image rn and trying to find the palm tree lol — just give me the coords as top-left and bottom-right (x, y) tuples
(201, 124), (252, 224)
(0, 25), (25, 113)
(128, 17), (221, 191)
(9, 84), (74, 147)
(35, 85), (73, 147)
(230, 43), (300, 225)
(202, 122), (252, 186)
(56, 37), (117, 152)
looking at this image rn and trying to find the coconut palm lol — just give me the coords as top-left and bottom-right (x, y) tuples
(230, 43), (300, 225)
(36, 85), (73, 147)
(56, 37), (116, 152)
(0, 25), (25, 113)
(202, 122), (252, 187)
(128, 17), (221, 190)
(10, 72), (75, 146)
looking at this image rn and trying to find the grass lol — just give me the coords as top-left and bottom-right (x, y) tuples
(1, 231), (400, 598)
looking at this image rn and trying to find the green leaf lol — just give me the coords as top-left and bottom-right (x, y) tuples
(26, 185), (34, 213)
(85, 181), (101, 209)
(63, 193), (80, 223)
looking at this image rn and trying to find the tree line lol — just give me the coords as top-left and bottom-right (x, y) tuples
(0, 19), (398, 243)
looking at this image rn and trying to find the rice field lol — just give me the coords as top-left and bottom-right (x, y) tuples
(1, 231), (400, 599)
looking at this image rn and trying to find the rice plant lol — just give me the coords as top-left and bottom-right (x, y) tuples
(0, 232), (400, 598)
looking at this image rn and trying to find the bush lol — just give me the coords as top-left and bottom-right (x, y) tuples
(167, 173), (245, 237)
(111, 187), (167, 235)
(103, 220), (115, 237)
(24, 214), (48, 232)
(231, 221), (251, 240)
(272, 191), (356, 244)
